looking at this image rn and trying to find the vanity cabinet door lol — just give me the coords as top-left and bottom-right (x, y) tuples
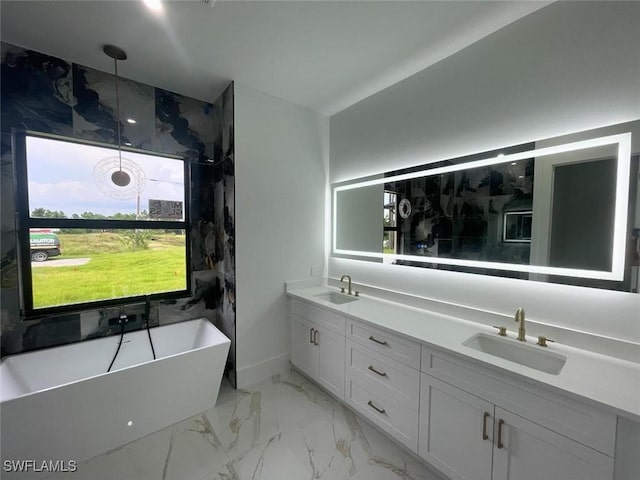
(492, 407), (614, 480)
(290, 314), (345, 400)
(419, 374), (493, 480)
(290, 314), (318, 378)
(316, 324), (345, 399)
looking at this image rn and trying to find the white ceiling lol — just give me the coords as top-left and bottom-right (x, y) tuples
(0, 0), (549, 115)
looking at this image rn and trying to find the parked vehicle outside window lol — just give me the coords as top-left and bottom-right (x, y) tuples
(29, 231), (61, 262)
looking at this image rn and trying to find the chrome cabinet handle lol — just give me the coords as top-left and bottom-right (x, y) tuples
(309, 328), (314, 344)
(497, 419), (505, 449)
(313, 329), (319, 346)
(367, 400), (386, 415)
(368, 335), (388, 346)
(368, 365), (387, 377)
(482, 412), (490, 440)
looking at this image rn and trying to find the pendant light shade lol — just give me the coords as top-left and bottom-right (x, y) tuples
(111, 170), (131, 186)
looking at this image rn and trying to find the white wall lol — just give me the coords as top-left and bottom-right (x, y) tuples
(331, 1), (640, 183)
(329, 2), (640, 343)
(234, 82), (328, 387)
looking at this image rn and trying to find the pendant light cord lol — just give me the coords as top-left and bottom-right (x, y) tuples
(102, 45), (132, 189)
(113, 56), (123, 172)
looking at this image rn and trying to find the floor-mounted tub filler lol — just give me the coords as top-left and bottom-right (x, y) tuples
(0, 318), (230, 479)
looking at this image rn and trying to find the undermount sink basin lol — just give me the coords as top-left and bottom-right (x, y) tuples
(463, 333), (566, 375)
(314, 292), (359, 305)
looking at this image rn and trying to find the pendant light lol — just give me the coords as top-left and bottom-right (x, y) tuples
(103, 44), (131, 187)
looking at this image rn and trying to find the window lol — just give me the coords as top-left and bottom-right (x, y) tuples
(383, 190), (398, 257)
(503, 211), (533, 243)
(14, 132), (190, 317)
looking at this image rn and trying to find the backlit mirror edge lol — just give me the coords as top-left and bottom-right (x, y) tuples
(332, 132), (633, 282)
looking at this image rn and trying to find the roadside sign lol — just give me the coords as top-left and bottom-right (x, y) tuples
(149, 200), (183, 219)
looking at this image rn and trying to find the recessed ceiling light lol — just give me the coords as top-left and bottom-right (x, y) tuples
(143, 0), (164, 13)
(126, 118), (137, 124)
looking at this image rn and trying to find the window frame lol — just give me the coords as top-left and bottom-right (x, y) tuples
(13, 130), (192, 319)
(383, 189), (399, 254)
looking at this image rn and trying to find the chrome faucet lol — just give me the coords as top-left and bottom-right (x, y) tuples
(340, 274), (353, 295)
(515, 307), (526, 342)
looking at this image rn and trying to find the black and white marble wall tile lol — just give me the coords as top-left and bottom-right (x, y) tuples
(155, 88), (213, 162)
(0, 134), (17, 288)
(72, 65), (155, 149)
(213, 161), (226, 273)
(222, 273), (236, 387)
(21, 313), (82, 351)
(221, 83), (234, 163)
(223, 158), (235, 276)
(0, 133), (21, 356)
(178, 95), (215, 160)
(0, 43), (73, 136)
(190, 162), (216, 271)
(158, 269), (222, 326)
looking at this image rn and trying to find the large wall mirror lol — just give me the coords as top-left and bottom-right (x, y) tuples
(332, 121), (640, 292)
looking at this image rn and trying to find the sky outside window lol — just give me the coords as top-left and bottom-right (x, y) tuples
(26, 136), (185, 219)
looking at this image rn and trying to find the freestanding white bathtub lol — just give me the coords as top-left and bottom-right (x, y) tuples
(0, 318), (230, 479)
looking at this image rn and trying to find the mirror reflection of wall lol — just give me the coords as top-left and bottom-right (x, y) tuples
(332, 120), (640, 293)
(530, 144), (619, 271)
(335, 184), (382, 253)
(551, 159), (615, 270)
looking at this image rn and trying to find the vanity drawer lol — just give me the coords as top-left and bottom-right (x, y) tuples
(346, 339), (419, 410)
(346, 375), (419, 452)
(421, 345), (617, 456)
(291, 299), (345, 335)
(347, 319), (420, 369)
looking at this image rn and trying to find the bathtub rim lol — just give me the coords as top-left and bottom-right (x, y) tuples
(0, 317), (230, 403)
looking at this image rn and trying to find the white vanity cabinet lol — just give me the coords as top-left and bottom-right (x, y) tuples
(290, 299), (346, 399)
(419, 346), (616, 480)
(287, 291), (632, 480)
(345, 319), (421, 451)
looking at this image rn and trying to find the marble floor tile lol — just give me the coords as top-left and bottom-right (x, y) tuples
(48, 369), (444, 480)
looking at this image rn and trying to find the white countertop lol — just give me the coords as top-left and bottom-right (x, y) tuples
(287, 285), (640, 421)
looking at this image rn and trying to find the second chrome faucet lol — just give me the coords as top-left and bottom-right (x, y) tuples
(340, 274), (359, 296)
(495, 307), (555, 347)
(340, 274), (353, 295)
(515, 307), (526, 341)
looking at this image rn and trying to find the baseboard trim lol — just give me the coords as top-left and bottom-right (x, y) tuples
(236, 353), (290, 389)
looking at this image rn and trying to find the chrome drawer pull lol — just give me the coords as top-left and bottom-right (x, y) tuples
(368, 335), (388, 346)
(367, 400), (386, 415)
(309, 328), (314, 344)
(313, 329), (319, 346)
(368, 365), (387, 377)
